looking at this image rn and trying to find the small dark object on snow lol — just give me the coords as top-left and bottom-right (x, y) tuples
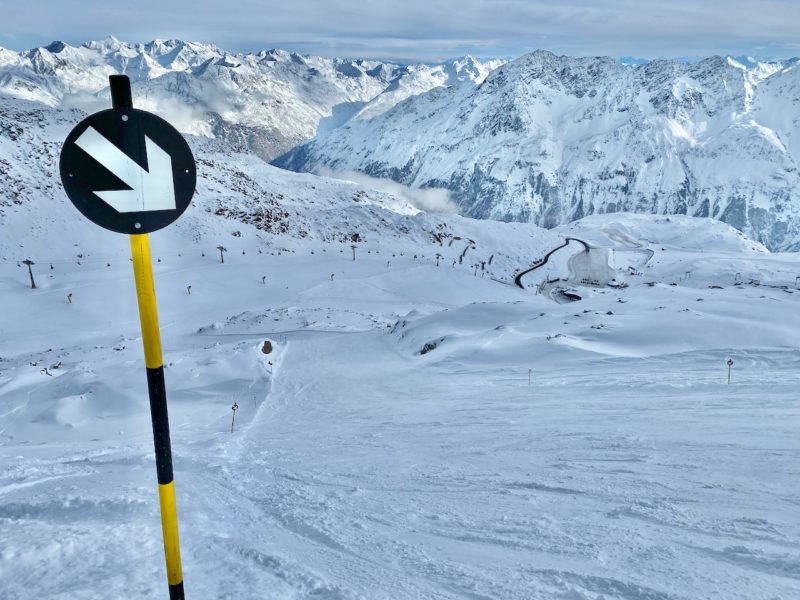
(230, 402), (239, 433)
(22, 259), (36, 289)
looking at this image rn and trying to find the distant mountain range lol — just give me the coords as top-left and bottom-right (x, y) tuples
(2, 38), (800, 250)
(0, 37), (501, 160)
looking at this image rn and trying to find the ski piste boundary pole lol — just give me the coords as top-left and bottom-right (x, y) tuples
(111, 74), (186, 600)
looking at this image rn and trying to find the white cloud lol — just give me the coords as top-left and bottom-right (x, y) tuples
(60, 91), (213, 137)
(320, 168), (459, 214)
(3, 1), (800, 61)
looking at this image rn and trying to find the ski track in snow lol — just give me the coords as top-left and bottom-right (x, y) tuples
(181, 328), (800, 600)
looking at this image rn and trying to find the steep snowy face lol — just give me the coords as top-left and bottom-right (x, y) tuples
(351, 55), (503, 122)
(276, 50), (800, 251)
(0, 39), (501, 160)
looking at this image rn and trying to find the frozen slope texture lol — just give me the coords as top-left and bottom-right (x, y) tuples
(277, 51), (800, 251)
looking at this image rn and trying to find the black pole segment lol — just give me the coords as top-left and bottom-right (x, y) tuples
(109, 75), (133, 109)
(146, 366), (175, 485)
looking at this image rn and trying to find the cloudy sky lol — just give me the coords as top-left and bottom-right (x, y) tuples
(2, 0), (799, 62)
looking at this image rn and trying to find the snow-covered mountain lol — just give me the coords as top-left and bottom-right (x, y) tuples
(277, 50), (800, 251)
(0, 37), (501, 160)
(6, 39), (800, 252)
(0, 93), (553, 286)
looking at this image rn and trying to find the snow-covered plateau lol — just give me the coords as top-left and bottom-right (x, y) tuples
(1, 39), (799, 600)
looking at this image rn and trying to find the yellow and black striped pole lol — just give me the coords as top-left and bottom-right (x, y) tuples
(131, 234), (185, 599)
(111, 76), (185, 600)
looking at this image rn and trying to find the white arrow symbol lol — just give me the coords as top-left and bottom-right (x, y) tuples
(74, 126), (176, 213)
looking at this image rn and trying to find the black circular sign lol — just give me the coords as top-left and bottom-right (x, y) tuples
(60, 108), (196, 234)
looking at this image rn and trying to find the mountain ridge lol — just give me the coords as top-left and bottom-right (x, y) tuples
(276, 49), (800, 251)
(0, 37), (503, 160)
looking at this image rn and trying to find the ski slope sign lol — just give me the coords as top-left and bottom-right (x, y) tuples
(60, 107), (196, 234)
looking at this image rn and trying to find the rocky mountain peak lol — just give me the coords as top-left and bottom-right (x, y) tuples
(277, 52), (800, 251)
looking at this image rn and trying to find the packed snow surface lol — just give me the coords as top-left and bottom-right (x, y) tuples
(1, 204), (799, 599)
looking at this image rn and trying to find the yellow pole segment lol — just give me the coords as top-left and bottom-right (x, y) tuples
(130, 234), (164, 369)
(158, 481), (184, 586)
